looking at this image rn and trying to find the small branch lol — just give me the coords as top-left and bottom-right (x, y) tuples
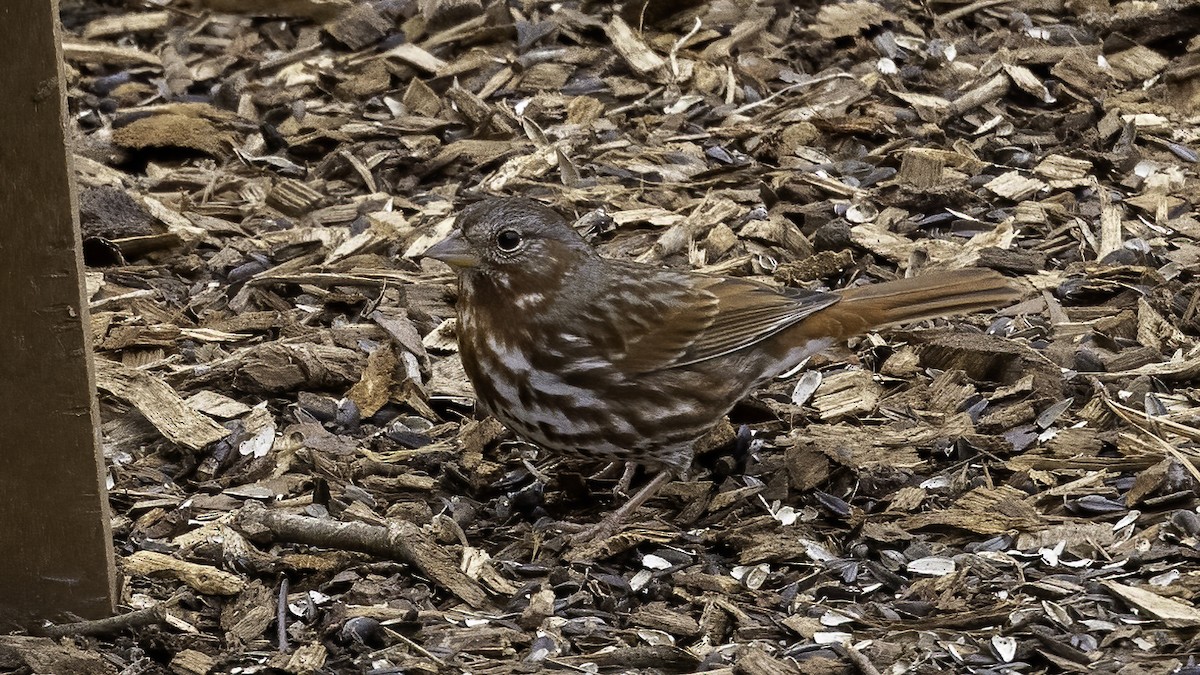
(833, 641), (883, 675)
(37, 593), (185, 638)
(235, 502), (492, 609)
(948, 72), (1009, 118)
(276, 576), (290, 654)
(936, 0), (1011, 24)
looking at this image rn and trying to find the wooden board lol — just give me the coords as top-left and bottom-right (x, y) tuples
(0, 0), (116, 626)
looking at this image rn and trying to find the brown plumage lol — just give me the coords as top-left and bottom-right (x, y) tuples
(425, 197), (1021, 536)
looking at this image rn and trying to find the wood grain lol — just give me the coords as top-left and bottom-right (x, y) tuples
(0, 0), (115, 627)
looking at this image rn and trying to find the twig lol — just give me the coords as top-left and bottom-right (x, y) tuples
(1098, 384), (1200, 484)
(669, 18), (702, 82)
(732, 73), (856, 116)
(608, 85), (666, 115)
(37, 592), (186, 638)
(936, 0), (1011, 24)
(948, 73), (1009, 118)
(235, 502), (492, 609)
(276, 576), (290, 654)
(833, 641), (883, 675)
(372, 625), (452, 669)
(1102, 395), (1200, 443)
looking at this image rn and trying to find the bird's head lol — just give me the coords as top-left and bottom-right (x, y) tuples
(424, 198), (597, 291)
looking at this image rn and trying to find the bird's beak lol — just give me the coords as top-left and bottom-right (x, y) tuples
(423, 230), (479, 269)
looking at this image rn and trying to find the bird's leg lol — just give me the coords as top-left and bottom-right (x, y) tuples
(580, 458), (638, 497)
(569, 470), (673, 543)
(583, 461), (637, 497)
(616, 462), (638, 496)
(586, 461), (624, 481)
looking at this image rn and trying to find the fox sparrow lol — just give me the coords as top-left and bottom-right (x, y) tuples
(425, 197), (1020, 537)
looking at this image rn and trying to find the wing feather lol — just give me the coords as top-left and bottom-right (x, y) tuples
(669, 276), (839, 368)
(595, 264), (839, 373)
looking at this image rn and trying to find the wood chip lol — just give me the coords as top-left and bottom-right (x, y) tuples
(381, 43), (448, 74)
(122, 551), (244, 595)
(605, 16), (667, 78)
(47, 0), (1200, 667)
(61, 38), (161, 66)
(984, 171), (1047, 201)
(95, 359), (229, 450)
(81, 12), (171, 39)
(1103, 581), (1200, 628)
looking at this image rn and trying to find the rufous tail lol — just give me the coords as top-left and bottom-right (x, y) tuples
(796, 268), (1020, 339)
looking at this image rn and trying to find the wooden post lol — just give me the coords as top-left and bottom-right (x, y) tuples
(0, 0), (116, 626)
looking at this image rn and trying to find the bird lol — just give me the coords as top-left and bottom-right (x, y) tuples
(423, 197), (1021, 540)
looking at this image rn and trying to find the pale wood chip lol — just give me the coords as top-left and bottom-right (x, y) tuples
(984, 171), (1047, 201)
(605, 16), (667, 78)
(95, 359), (230, 450)
(191, 0), (349, 19)
(1034, 154), (1093, 181)
(1107, 45), (1170, 82)
(381, 42), (448, 74)
(122, 551), (244, 595)
(186, 391), (252, 419)
(61, 39), (161, 66)
(1103, 581), (1200, 628)
(81, 11), (170, 38)
(1003, 63), (1054, 103)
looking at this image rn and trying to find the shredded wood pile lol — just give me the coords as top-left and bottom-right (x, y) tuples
(15, 0), (1200, 672)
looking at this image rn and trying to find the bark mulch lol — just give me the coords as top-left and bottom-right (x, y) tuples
(7, 1), (1200, 673)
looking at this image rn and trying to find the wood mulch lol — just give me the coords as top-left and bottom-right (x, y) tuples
(7, 0), (1200, 673)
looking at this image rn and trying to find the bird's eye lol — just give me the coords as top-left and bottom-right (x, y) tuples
(496, 229), (522, 252)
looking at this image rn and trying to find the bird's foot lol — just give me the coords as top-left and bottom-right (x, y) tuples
(583, 462), (639, 498)
(566, 513), (622, 545)
(566, 471), (675, 548)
